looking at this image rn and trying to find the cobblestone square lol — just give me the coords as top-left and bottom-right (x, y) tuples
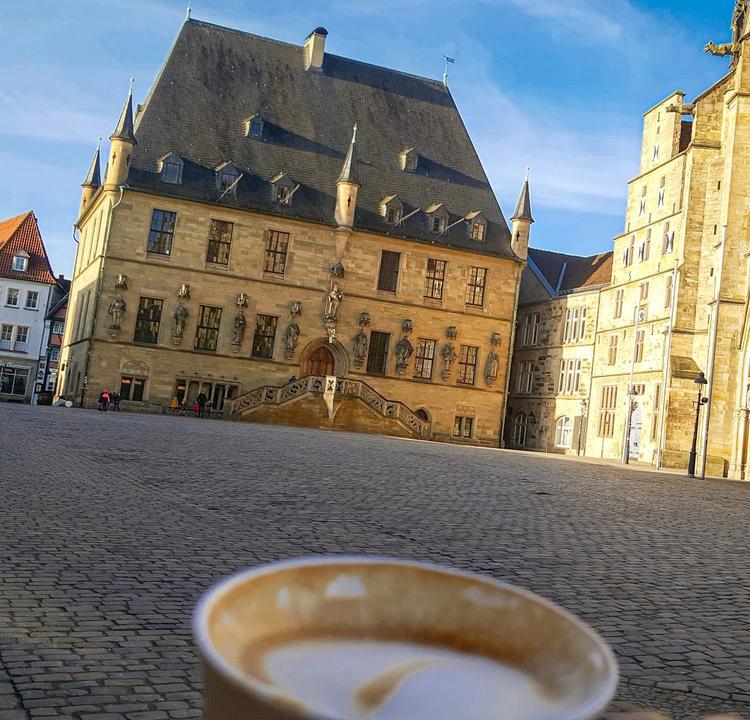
(1, 403), (749, 719)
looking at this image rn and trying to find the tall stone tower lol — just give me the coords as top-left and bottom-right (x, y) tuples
(510, 174), (533, 261)
(104, 87), (136, 191)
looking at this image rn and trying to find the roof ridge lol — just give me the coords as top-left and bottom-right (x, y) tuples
(187, 18), (446, 89)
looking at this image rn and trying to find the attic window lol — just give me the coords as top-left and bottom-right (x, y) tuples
(400, 148), (417, 173)
(246, 115), (264, 139)
(380, 195), (403, 225)
(471, 222), (485, 241)
(277, 185), (290, 203)
(426, 204), (448, 234)
(432, 215), (446, 233)
(271, 173), (296, 205)
(160, 154), (183, 184)
(216, 163), (240, 194)
(12, 252), (29, 272)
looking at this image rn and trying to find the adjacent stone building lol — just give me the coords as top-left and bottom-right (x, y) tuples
(507, 248), (612, 454)
(0, 212), (57, 404)
(511, 1), (750, 477)
(57, 19), (526, 445)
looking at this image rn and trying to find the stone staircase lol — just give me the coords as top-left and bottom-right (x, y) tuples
(228, 375), (431, 439)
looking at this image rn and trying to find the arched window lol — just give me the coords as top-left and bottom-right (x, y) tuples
(555, 416), (573, 449)
(513, 413), (529, 447)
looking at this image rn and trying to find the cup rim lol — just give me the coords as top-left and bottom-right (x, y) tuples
(193, 555), (619, 720)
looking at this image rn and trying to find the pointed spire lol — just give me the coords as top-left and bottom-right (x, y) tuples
(109, 80), (137, 145)
(82, 140), (102, 188)
(337, 124), (360, 185)
(511, 171), (534, 223)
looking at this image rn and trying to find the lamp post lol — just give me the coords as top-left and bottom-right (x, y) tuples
(577, 398), (588, 456)
(687, 371), (708, 478)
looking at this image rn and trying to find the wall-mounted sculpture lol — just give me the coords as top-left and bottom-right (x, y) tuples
(447, 326), (458, 340)
(353, 312), (371, 369)
(395, 334), (414, 376)
(173, 303), (189, 344)
(323, 283), (344, 343)
(284, 323), (300, 359)
(330, 261), (345, 278)
(115, 274), (128, 290)
(484, 333), (502, 386)
(108, 294), (126, 332)
(290, 300), (303, 318)
(441, 342), (458, 380)
(402, 318), (413, 335)
(237, 292), (248, 308)
(232, 311), (247, 351)
(178, 283), (191, 300)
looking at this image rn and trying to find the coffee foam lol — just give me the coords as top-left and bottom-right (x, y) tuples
(242, 637), (561, 719)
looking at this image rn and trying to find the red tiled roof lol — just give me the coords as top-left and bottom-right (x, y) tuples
(0, 211), (56, 284)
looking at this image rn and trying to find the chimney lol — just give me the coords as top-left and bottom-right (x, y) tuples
(304, 27), (328, 71)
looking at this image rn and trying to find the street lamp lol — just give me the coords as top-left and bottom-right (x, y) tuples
(687, 371), (709, 478)
(577, 398), (588, 456)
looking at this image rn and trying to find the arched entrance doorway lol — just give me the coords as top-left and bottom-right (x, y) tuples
(302, 345), (335, 376)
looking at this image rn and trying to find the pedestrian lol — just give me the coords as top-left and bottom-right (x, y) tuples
(196, 391), (208, 418)
(205, 399), (213, 418)
(178, 399), (186, 416)
(169, 396), (179, 415)
(111, 391), (121, 412)
(98, 390), (110, 412)
(193, 400), (199, 417)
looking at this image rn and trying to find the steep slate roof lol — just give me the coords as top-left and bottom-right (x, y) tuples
(527, 247), (612, 296)
(0, 211), (56, 285)
(128, 19), (515, 260)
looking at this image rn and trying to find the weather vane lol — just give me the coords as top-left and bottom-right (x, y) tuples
(442, 55), (455, 87)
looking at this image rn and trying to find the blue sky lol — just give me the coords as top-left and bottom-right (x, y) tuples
(0, 0), (733, 276)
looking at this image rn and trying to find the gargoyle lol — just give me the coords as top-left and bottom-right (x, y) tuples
(704, 41), (739, 57)
(666, 102), (695, 116)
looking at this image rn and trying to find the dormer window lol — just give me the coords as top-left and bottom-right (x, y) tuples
(426, 204), (448, 234)
(380, 195), (403, 225)
(245, 114), (264, 139)
(12, 252), (29, 272)
(158, 153), (183, 184)
(400, 148), (418, 173)
(216, 162), (240, 194)
(465, 212), (486, 241)
(271, 172), (297, 205)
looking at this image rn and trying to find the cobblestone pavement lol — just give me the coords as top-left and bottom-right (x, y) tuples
(1, 403), (749, 720)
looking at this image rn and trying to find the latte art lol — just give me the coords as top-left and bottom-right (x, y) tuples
(247, 638), (560, 719)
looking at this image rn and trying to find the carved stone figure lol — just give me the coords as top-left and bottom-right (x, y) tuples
(325, 320), (337, 344)
(237, 292), (248, 307)
(401, 319), (413, 334)
(441, 342), (458, 380)
(704, 40), (739, 57)
(490, 332), (502, 347)
(395, 335), (414, 376)
(173, 303), (188, 338)
(108, 294), (126, 329)
(330, 261), (345, 278)
(446, 326), (458, 339)
(353, 330), (368, 368)
(358, 312), (371, 328)
(485, 350), (500, 386)
(284, 323), (300, 359)
(178, 283), (191, 299)
(115, 274), (128, 290)
(290, 300), (303, 318)
(232, 311), (247, 346)
(324, 283), (343, 321)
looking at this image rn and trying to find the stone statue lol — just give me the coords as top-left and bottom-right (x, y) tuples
(485, 350), (500, 386)
(330, 261), (345, 278)
(232, 311), (246, 346)
(324, 283), (343, 321)
(173, 303), (188, 338)
(441, 342), (458, 380)
(395, 335), (414, 376)
(353, 330), (368, 367)
(704, 40), (739, 57)
(290, 301), (303, 318)
(284, 323), (300, 359)
(108, 294), (126, 329)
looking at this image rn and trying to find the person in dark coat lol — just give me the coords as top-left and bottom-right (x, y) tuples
(111, 391), (121, 412)
(196, 391), (208, 418)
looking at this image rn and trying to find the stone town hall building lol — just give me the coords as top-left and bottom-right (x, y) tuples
(509, 0), (750, 478)
(58, 18), (531, 445)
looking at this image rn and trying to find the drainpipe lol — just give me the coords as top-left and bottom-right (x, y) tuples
(622, 301), (644, 463)
(699, 225), (726, 479)
(656, 260), (680, 469)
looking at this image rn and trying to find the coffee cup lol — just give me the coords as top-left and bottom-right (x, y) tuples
(194, 556), (618, 719)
